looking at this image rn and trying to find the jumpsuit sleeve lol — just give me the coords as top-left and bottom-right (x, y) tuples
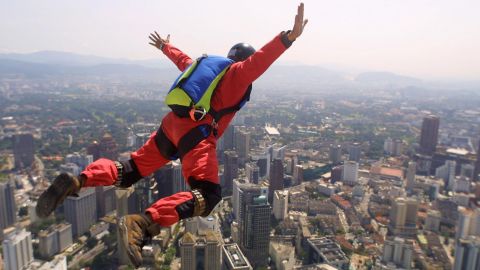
(161, 43), (194, 71)
(227, 31), (294, 94)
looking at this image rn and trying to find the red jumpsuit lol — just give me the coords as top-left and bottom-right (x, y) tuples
(81, 32), (292, 226)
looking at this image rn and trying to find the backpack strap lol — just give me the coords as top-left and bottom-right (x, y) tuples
(208, 84), (252, 135)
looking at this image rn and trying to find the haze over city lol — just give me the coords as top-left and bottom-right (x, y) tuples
(1, 0), (480, 80)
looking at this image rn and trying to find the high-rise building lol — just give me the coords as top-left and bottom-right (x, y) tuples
(171, 161), (187, 194)
(2, 229), (34, 270)
(223, 151), (239, 195)
(474, 141), (480, 181)
(235, 182), (270, 267)
(425, 210), (441, 232)
(98, 133), (118, 160)
(245, 163), (260, 184)
(0, 178), (17, 235)
(293, 164), (304, 186)
(406, 161), (416, 192)
(13, 133), (34, 169)
(269, 158), (284, 203)
(95, 186), (116, 218)
(331, 165), (343, 183)
(342, 161), (358, 185)
(38, 223), (73, 259)
(273, 190), (288, 221)
(456, 207), (480, 240)
(419, 115), (440, 155)
(348, 142), (361, 162)
(382, 237), (414, 269)
(453, 236), (480, 270)
(223, 243), (253, 270)
(251, 153), (269, 179)
(389, 197), (418, 237)
(435, 160), (457, 191)
(329, 144), (342, 165)
(179, 231), (222, 270)
(64, 188), (97, 237)
(154, 161), (187, 199)
(235, 129), (250, 166)
(223, 125), (235, 151)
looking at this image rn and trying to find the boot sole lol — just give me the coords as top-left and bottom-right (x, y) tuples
(36, 173), (76, 218)
(118, 216), (142, 268)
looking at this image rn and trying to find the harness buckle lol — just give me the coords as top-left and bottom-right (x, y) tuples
(189, 107), (207, 122)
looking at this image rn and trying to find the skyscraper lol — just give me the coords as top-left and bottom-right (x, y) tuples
(223, 151), (239, 195)
(64, 188), (97, 237)
(419, 115), (440, 155)
(453, 236), (480, 270)
(389, 197), (418, 237)
(329, 144), (342, 165)
(406, 161), (416, 191)
(0, 178), (17, 234)
(180, 231), (222, 270)
(223, 125), (235, 151)
(348, 142), (361, 162)
(2, 229), (34, 270)
(38, 223), (73, 259)
(245, 162), (260, 184)
(382, 237), (414, 269)
(237, 184), (270, 268)
(293, 164), (304, 186)
(474, 140), (480, 181)
(435, 160), (457, 191)
(269, 158), (284, 203)
(273, 190), (288, 221)
(95, 186), (116, 218)
(235, 129), (250, 166)
(342, 161), (358, 185)
(13, 133), (34, 169)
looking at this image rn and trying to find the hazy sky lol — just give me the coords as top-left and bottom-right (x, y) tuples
(1, 0), (479, 80)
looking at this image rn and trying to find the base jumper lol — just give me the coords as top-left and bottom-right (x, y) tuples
(36, 3), (307, 267)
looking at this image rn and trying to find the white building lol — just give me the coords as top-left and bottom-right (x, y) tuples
(273, 190), (288, 221)
(2, 229), (34, 270)
(342, 161), (358, 185)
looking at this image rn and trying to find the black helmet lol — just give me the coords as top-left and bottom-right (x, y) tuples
(227, 43), (255, 62)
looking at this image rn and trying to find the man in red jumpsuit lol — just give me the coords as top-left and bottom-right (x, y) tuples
(36, 3), (307, 267)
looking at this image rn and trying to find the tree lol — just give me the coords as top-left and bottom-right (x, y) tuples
(86, 237), (98, 249)
(18, 206), (28, 217)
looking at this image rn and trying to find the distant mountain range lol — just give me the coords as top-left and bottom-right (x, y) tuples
(1, 50), (476, 90)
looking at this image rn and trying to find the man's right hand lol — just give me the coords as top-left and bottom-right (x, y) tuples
(149, 31), (170, 50)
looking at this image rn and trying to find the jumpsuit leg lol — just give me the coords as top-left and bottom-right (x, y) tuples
(82, 131), (170, 187)
(146, 138), (221, 227)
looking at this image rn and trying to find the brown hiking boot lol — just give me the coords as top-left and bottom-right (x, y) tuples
(118, 214), (161, 268)
(36, 173), (83, 218)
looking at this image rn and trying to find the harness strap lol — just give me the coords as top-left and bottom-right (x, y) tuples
(154, 126), (178, 161)
(155, 124), (213, 161)
(177, 124), (212, 159)
(209, 84), (252, 123)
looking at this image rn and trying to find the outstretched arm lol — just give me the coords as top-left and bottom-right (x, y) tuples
(230, 3), (308, 86)
(149, 32), (193, 71)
